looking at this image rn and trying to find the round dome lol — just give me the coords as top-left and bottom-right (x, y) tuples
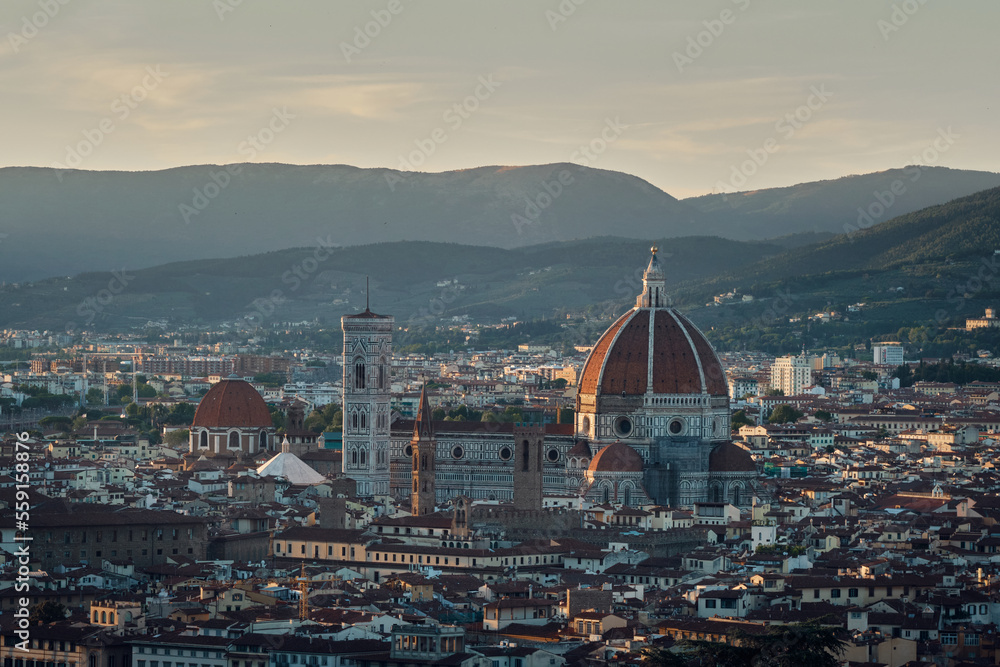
(588, 441), (644, 473)
(579, 307), (727, 397)
(192, 377), (273, 429)
(708, 442), (756, 473)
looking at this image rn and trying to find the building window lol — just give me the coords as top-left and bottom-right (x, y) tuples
(355, 360), (366, 390)
(941, 633), (957, 645)
(848, 588), (858, 598)
(704, 599), (717, 609)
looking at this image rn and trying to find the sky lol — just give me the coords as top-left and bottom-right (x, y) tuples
(2, 1), (997, 198)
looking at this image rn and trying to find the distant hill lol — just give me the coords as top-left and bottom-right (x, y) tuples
(5, 186), (1000, 349)
(681, 185), (1000, 292)
(0, 163), (699, 281)
(3, 162), (998, 283)
(671, 186), (1000, 346)
(0, 236), (787, 331)
(684, 166), (1000, 240)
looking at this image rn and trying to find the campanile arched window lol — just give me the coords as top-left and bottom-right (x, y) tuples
(354, 359), (366, 389)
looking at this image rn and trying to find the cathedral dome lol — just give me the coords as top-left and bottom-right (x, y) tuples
(578, 247), (726, 399)
(578, 307), (727, 397)
(192, 376), (273, 429)
(589, 441), (644, 473)
(708, 442), (757, 473)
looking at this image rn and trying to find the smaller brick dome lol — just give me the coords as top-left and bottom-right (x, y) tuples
(589, 441), (644, 473)
(708, 442), (756, 473)
(192, 376), (273, 429)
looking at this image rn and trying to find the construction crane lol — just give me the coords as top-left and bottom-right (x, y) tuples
(297, 561), (308, 621)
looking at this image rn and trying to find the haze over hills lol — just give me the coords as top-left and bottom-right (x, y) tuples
(0, 236), (788, 332)
(685, 166), (1000, 240)
(4, 185), (1000, 340)
(3, 163), (1000, 283)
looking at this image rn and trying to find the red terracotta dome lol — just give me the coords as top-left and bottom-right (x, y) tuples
(579, 307), (727, 397)
(192, 377), (273, 429)
(588, 441), (644, 473)
(708, 442), (756, 473)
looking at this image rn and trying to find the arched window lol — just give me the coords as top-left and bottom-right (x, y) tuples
(228, 431), (240, 449)
(623, 486), (632, 507)
(354, 359), (366, 389)
(360, 412), (366, 430)
(351, 448), (358, 465)
(731, 485), (742, 507)
(413, 453), (418, 471)
(259, 430), (268, 450)
(360, 449), (367, 466)
(352, 412), (359, 429)
(378, 357), (387, 389)
(602, 485), (610, 504)
(100, 611), (106, 623)
(199, 430), (208, 448)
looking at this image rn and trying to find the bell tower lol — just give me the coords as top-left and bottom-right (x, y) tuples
(410, 384), (436, 515)
(341, 295), (393, 498)
(512, 424), (544, 511)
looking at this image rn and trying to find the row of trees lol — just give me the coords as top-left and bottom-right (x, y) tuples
(641, 618), (846, 667)
(895, 358), (1000, 387)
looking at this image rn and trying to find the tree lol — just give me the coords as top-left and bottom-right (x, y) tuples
(639, 645), (686, 667)
(164, 402), (196, 425)
(72, 415), (89, 431)
(86, 387), (104, 405)
(29, 601), (67, 625)
(676, 619), (847, 667)
(768, 404), (804, 424)
(731, 410), (754, 431)
(814, 410), (833, 422)
(164, 429), (189, 448)
(39, 416), (73, 432)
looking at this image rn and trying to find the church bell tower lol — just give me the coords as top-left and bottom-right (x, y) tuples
(341, 293), (393, 498)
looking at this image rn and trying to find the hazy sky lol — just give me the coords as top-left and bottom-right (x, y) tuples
(2, 1), (997, 198)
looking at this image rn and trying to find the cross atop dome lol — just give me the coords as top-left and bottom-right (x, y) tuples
(636, 245), (669, 308)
